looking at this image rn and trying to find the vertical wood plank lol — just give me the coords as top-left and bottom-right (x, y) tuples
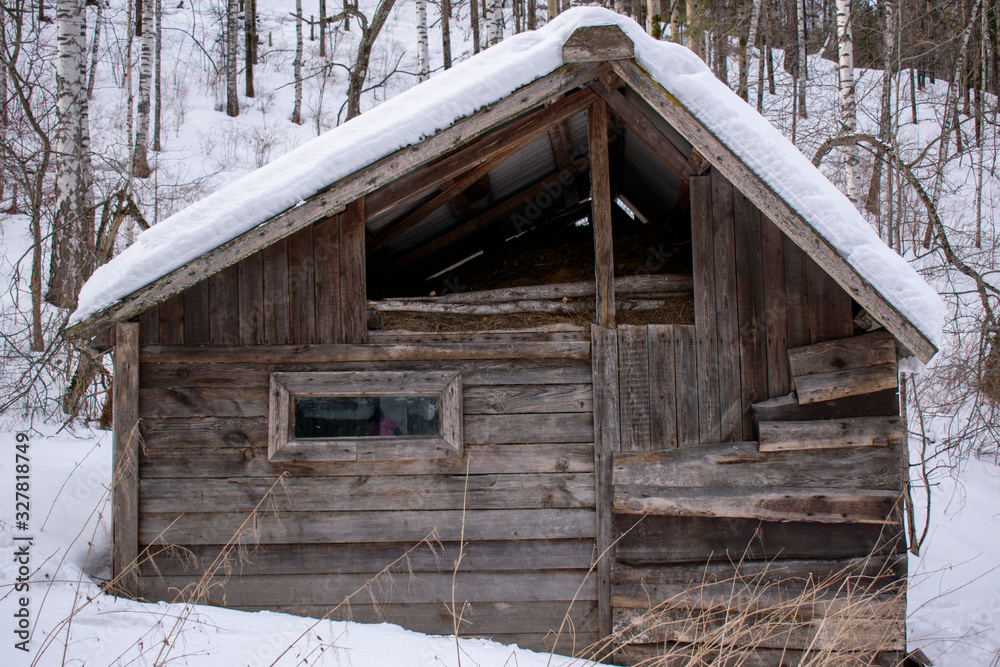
(589, 99), (615, 328)
(783, 235), (811, 352)
(591, 324), (619, 641)
(340, 198), (368, 344)
(617, 325), (651, 452)
(648, 324), (678, 448)
(711, 170), (742, 442)
(674, 324), (700, 446)
(761, 217), (790, 398)
(733, 192), (768, 440)
(209, 263), (240, 345)
(138, 304), (160, 346)
(182, 280), (211, 346)
(238, 252), (265, 345)
(690, 174), (720, 444)
(314, 215), (342, 344)
(262, 238), (291, 345)
(158, 293), (183, 346)
(807, 256), (855, 344)
(112, 322), (140, 595)
(288, 224), (317, 345)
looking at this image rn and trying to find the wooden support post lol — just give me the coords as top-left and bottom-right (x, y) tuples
(591, 325), (619, 642)
(341, 198), (368, 344)
(589, 99), (615, 329)
(112, 322), (140, 596)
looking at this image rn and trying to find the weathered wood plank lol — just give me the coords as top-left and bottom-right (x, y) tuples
(261, 237), (291, 345)
(788, 331), (897, 378)
(793, 364), (899, 405)
(673, 325), (699, 446)
(463, 384), (593, 414)
(590, 99), (615, 328)
(758, 416), (904, 452)
(806, 254), (856, 344)
(138, 304), (160, 346)
(750, 389), (899, 422)
(464, 412), (594, 444)
(609, 59), (936, 363)
(760, 217), (789, 398)
(367, 324), (589, 342)
(67, 63), (604, 341)
(711, 170), (742, 442)
(139, 386), (268, 418)
(340, 199), (367, 344)
(591, 325), (620, 640)
(618, 325), (651, 452)
(237, 252), (265, 345)
(139, 340), (590, 364)
(288, 223), (317, 345)
(612, 486), (900, 524)
(140, 473), (595, 513)
(782, 233), (811, 351)
(313, 214), (341, 345)
(140, 508), (598, 544)
(139, 357), (594, 388)
(158, 293), (184, 346)
(112, 322), (140, 595)
(208, 263), (240, 345)
(613, 515), (904, 564)
(563, 25), (635, 62)
(613, 441), (902, 490)
(733, 192), (767, 439)
(141, 539), (598, 576)
(647, 325), (678, 449)
(690, 175), (720, 444)
(182, 279), (210, 346)
(140, 569), (596, 606)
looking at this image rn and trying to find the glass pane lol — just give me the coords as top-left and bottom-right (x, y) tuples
(294, 395), (440, 439)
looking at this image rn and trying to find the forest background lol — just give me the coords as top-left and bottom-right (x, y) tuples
(1, 0), (999, 664)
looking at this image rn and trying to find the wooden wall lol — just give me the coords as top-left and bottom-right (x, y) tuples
(135, 329), (600, 653)
(140, 203), (367, 348)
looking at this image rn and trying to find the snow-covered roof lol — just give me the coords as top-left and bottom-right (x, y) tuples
(69, 7), (944, 358)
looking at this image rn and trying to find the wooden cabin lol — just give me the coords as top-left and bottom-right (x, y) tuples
(70, 11), (941, 666)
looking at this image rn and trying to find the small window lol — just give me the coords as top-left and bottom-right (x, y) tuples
(268, 371), (462, 462)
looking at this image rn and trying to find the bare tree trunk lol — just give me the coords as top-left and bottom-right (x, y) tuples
(153, 0), (162, 148)
(124, 0), (135, 245)
(292, 0), (303, 124)
(670, 0), (679, 42)
(416, 0), (429, 81)
(49, 0), (92, 309)
(86, 0), (101, 100)
(485, 0), (500, 46)
(319, 0), (326, 57)
(472, 0), (481, 53)
(246, 0), (256, 95)
(796, 0), (807, 117)
(225, 0), (239, 116)
(646, 0), (657, 34)
(865, 0), (893, 216)
(442, 0), (453, 67)
(526, 0), (535, 29)
(345, 0), (398, 120)
(687, 0), (705, 58)
(133, 0), (154, 177)
(836, 0), (858, 204)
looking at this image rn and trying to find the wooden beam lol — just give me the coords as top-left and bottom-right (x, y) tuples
(794, 364), (900, 405)
(112, 322), (140, 596)
(563, 25), (635, 63)
(787, 331), (897, 378)
(610, 60), (937, 362)
(758, 416), (904, 452)
(368, 87), (598, 253)
(589, 99), (615, 328)
(66, 62), (603, 341)
(591, 325), (620, 642)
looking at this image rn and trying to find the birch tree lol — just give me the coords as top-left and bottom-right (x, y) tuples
(225, 0), (239, 116)
(48, 0), (93, 309)
(416, 0), (429, 81)
(292, 0), (303, 124)
(485, 0), (501, 47)
(133, 0), (154, 178)
(836, 0), (858, 204)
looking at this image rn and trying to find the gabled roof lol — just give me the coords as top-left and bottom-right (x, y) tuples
(67, 7), (944, 362)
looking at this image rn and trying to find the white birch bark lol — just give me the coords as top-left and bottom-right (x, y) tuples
(646, 0), (657, 35)
(485, 0), (501, 46)
(50, 0), (90, 308)
(416, 0), (429, 81)
(133, 0), (154, 177)
(225, 0), (239, 116)
(670, 0), (679, 42)
(836, 0), (858, 204)
(154, 0), (162, 149)
(747, 0), (762, 49)
(292, 0), (303, 124)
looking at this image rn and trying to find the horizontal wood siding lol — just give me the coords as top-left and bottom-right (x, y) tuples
(137, 331), (595, 651)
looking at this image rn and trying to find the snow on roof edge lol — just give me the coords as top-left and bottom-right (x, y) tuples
(70, 7), (944, 353)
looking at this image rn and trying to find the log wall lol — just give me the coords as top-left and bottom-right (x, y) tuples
(135, 331), (599, 653)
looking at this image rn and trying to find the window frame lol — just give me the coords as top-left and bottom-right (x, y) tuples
(268, 370), (463, 462)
